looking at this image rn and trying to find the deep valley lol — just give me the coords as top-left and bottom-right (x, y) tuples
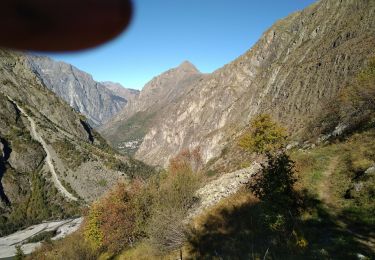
(0, 0), (374, 259)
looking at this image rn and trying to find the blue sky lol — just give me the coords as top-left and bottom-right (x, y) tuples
(50, 0), (316, 90)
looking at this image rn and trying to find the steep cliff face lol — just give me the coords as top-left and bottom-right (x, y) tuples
(27, 55), (132, 127)
(134, 0), (375, 166)
(100, 61), (205, 154)
(0, 50), (152, 235)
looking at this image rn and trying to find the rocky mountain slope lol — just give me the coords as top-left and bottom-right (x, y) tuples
(0, 50), (152, 236)
(101, 81), (139, 101)
(100, 61), (205, 154)
(27, 55), (137, 127)
(119, 0), (375, 167)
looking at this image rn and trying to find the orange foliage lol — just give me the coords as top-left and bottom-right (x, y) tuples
(86, 180), (144, 254)
(168, 147), (203, 174)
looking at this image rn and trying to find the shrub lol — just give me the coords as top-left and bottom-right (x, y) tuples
(148, 154), (202, 252)
(26, 230), (56, 243)
(250, 153), (298, 208)
(15, 245), (25, 260)
(52, 138), (90, 170)
(239, 114), (287, 154)
(28, 231), (97, 260)
(148, 206), (187, 252)
(169, 147), (203, 174)
(104, 156), (155, 180)
(84, 202), (104, 251)
(84, 181), (146, 254)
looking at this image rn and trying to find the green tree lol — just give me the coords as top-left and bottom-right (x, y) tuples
(250, 153), (298, 208)
(240, 114), (309, 254)
(84, 202), (104, 251)
(249, 153), (303, 253)
(239, 114), (287, 154)
(15, 245), (25, 260)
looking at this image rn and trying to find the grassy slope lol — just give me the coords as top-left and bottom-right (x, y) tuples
(121, 130), (375, 259)
(189, 130), (375, 259)
(293, 130), (375, 227)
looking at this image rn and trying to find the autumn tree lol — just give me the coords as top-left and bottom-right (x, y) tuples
(84, 180), (146, 254)
(168, 147), (203, 174)
(239, 114), (287, 154)
(148, 150), (202, 252)
(239, 114), (303, 247)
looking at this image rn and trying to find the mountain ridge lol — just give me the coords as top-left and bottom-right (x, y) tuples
(99, 60), (206, 154)
(27, 55), (137, 127)
(125, 0), (375, 166)
(101, 81), (140, 101)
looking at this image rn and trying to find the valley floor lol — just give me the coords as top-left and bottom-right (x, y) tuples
(0, 218), (82, 259)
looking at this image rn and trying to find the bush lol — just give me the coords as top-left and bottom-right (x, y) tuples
(28, 231), (97, 260)
(26, 230), (56, 243)
(169, 147), (203, 174)
(250, 153), (298, 209)
(84, 202), (104, 251)
(84, 180), (149, 254)
(239, 114), (287, 154)
(104, 156), (155, 180)
(15, 245), (25, 260)
(147, 172), (201, 252)
(30, 150), (203, 257)
(147, 152), (202, 252)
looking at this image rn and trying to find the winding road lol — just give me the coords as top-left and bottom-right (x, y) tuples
(6, 96), (78, 201)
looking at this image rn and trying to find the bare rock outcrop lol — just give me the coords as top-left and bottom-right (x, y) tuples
(188, 163), (261, 220)
(27, 55), (137, 127)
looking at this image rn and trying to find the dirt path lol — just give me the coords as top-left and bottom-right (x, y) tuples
(318, 156), (375, 253)
(318, 156), (339, 205)
(6, 96), (78, 201)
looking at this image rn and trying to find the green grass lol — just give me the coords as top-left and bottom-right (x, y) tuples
(97, 179), (108, 187)
(185, 130), (375, 259)
(52, 138), (90, 170)
(292, 146), (336, 192)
